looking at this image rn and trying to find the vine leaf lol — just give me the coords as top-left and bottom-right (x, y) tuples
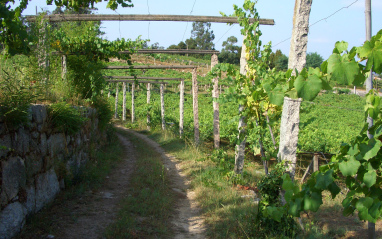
(327, 54), (359, 85)
(268, 85), (284, 106)
(356, 197), (373, 221)
(363, 170), (377, 188)
(294, 68), (322, 101)
(357, 31), (382, 74)
(359, 138), (382, 161)
(333, 41), (349, 54)
(304, 192), (323, 212)
(315, 170), (334, 190)
(339, 156), (361, 176)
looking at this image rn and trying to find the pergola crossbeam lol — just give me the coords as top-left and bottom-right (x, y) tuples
(104, 76), (184, 81)
(25, 14), (275, 25)
(104, 65), (196, 69)
(106, 80), (169, 84)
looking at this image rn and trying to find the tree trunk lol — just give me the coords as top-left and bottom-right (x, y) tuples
(211, 54), (220, 148)
(192, 68), (200, 145)
(278, 0), (312, 180)
(234, 37), (248, 174)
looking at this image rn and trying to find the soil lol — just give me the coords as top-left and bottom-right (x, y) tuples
(19, 126), (205, 239)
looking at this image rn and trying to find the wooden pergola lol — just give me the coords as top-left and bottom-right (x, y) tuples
(31, 13), (275, 147)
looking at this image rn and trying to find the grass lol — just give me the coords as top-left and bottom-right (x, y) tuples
(124, 120), (382, 239)
(104, 127), (175, 239)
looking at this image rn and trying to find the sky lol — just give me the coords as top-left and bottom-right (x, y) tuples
(16, 0), (382, 59)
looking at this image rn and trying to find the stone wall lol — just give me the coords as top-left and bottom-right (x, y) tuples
(0, 104), (105, 239)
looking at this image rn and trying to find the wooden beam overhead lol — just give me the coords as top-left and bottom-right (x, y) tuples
(106, 79), (170, 84)
(25, 14), (275, 25)
(104, 76), (184, 81)
(51, 49), (219, 55)
(104, 65), (196, 69)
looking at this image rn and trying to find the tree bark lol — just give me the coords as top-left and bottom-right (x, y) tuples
(278, 0), (312, 180)
(211, 54), (220, 148)
(192, 68), (200, 145)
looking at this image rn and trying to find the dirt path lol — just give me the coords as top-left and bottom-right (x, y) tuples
(44, 133), (136, 239)
(116, 126), (206, 239)
(22, 126), (205, 239)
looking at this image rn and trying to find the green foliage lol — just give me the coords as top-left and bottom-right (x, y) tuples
(254, 163), (300, 238)
(0, 0), (133, 55)
(190, 22), (215, 50)
(257, 163), (284, 205)
(219, 36), (241, 65)
(269, 49), (288, 71)
(299, 93), (364, 153)
(47, 102), (88, 134)
(91, 96), (113, 130)
(0, 55), (42, 128)
(306, 52), (324, 69)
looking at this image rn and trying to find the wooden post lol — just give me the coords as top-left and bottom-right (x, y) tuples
(61, 55), (67, 80)
(160, 83), (166, 130)
(147, 83), (151, 130)
(234, 36), (248, 174)
(122, 82), (127, 121)
(114, 83), (119, 119)
(179, 80), (185, 137)
(313, 153), (319, 172)
(131, 83), (135, 123)
(192, 67), (200, 145)
(108, 83), (111, 98)
(211, 53), (220, 148)
(300, 160), (313, 183)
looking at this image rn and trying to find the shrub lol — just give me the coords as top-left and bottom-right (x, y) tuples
(47, 102), (88, 134)
(91, 96), (113, 130)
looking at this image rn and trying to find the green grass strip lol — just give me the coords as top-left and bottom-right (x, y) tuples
(104, 128), (175, 239)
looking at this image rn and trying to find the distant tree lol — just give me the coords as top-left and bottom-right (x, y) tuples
(275, 54), (288, 71)
(178, 41), (187, 49)
(269, 49), (284, 69)
(167, 44), (179, 49)
(219, 36), (240, 64)
(185, 38), (197, 50)
(190, 22), (215, 50)
(305, 52), (324, 68)
(268, 49), (288, 71)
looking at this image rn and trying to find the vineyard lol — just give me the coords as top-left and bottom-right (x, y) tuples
(1, 0), (382, 238)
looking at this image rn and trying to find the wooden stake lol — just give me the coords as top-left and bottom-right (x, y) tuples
(147, 83), (151, 130)
(313, 154), (319, 172)
(114, 83), (119, 119)
(131, 83), (135, 123)
(211, 53), (220, 148)
(192, 68), (200, 145)
(122, 82), (126, 121)
(160, 83), (165, 130)
(61, 55), (67, 80)
(179, 80), (184, 137)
